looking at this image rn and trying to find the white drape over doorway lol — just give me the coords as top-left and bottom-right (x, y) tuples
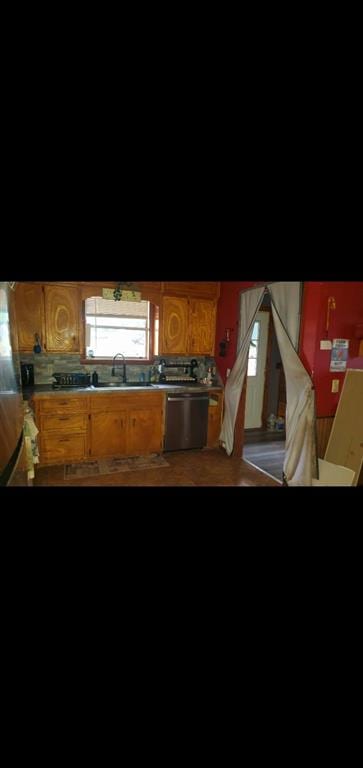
(219, 282), (317, 486)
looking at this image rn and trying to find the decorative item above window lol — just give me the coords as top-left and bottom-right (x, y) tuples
(113, 282), (141, 302)
(102, 284), (141, 302)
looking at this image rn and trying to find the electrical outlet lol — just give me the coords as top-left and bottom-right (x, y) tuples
(331, 379), (339, 393)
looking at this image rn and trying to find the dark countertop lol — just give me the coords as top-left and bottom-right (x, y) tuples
(23, 383), (223, 400)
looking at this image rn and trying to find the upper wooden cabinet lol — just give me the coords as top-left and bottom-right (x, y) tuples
(161, 296), (189, 354)
(16, 283), (80, 353)
(162, 282), (220, 300)
(15, 283), (45, 352)
(44, 285), (80, 353)
(160, 295), (217, 356)
(189, 299), (216, 356)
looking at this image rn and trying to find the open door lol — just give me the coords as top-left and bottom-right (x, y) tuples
(220, 282), (317, 486)
(245, 311), (270, 429)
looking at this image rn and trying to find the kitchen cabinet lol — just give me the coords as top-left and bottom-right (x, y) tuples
(160, 296), (217, 356)
(89, 392), (164, 459)
(15, 283), (80, 353)
(44, 285), (80, 353)
(189, 299), (216, 356)
(128, 406), (163, 456)
(90, 411), (128, 457)
(36, 396), (89, 465)
(162, 282), (220, 299)
(207, 391), (224, 448)
(15, 283), (46, 352)
(161, 296), (189, 355)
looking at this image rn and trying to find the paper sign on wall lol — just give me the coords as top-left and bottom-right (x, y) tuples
(330, 339), (349, 372)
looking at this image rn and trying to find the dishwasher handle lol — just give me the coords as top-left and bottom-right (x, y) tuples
(167, 395), (209, 402)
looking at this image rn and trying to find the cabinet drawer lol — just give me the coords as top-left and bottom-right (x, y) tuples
(39, 397), (89, 414)
(90, 392), (163, 412)
(40, 414), (88, 433)
(40, 434), (87, 464)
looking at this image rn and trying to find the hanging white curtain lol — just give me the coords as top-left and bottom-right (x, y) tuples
(269, 283), (317, 486)
(219, 286), (265, 456)
(268, 282), (302, 350)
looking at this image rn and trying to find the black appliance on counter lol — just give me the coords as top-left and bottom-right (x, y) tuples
(52, 372), (91, 389)
(158, 359), (199, 385)
(20, 362), (34, 387)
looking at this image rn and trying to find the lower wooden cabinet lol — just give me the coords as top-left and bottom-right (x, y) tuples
(40, 433), (87, 464)
(89, 392), (164, 459)
(36, 397), (89, 465)
(207, 391), (224, 448)
(33, 388), (221, 466)
(90, 411), (128, 457)
(128, 407), (163, 456)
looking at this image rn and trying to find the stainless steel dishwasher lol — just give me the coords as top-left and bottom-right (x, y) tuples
(164, 392), (210, 451)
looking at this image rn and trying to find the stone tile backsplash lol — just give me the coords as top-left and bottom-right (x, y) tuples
(19, 353), (221, 385)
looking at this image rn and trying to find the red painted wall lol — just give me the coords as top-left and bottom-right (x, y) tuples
(215, 281), (256, 382)
(300, 282), (363, 416)
(215, 281), (363, 418)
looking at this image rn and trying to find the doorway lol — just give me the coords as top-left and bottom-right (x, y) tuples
(243, 293), (286, 482)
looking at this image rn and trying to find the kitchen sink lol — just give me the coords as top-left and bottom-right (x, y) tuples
(92, 382), (153, 388)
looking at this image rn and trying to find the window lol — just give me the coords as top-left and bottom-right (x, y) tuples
(247, 320), (260, 376)
(84, 297), (154, 361)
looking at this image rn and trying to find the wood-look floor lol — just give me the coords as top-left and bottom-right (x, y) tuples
(33, 448), (280, 487)
(244, 441), (285, 483)
(243, 428), (285, 482)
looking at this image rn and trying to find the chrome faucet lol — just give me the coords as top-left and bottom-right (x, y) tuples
(112, 353), (127, 383)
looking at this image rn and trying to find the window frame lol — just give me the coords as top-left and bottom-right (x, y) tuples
(80, 299), (157, 365)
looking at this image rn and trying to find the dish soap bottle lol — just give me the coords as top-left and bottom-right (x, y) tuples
(92, 371), (99, 386)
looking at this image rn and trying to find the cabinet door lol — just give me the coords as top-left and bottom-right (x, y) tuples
(44, 285), (80, 353)
(128, 407), (163, 456)
(15, 283), (45, 352)
(160, 296), (189, 354)
(90, 412), (127, 458)
(188, 299), (216, 355)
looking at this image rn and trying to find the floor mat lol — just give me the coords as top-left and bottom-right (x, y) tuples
(64, 454), (170, 479)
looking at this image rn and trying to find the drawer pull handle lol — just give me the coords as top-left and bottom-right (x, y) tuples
(59, 417), (70, 421)
(59, 438), (70, 442)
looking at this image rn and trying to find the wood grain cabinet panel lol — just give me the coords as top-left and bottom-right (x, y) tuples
(15, 283), (45, 352)
(40, 413), (88, 433)
(189, 299), (216, 356)
(40, 434), (87, 464)
(90, 412), (127, 457)
(161, 297), (189, 354)
(44, 285), (80, 353)
(40, 397), (88, 414)
(128, 407), (163, 456)
(161, 295), (217, 356)
(162, 282), (220, 299)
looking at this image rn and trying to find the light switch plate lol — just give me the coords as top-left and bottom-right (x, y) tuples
(320, 340), (332, 350)
(331, 379), (339, 393)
